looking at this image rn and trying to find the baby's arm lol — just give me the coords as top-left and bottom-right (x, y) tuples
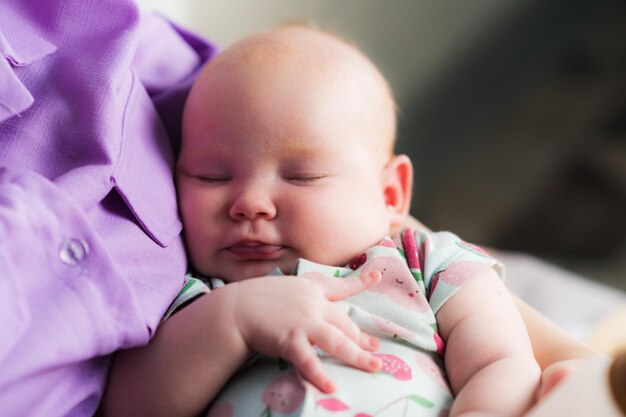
(100, 272), (382, 417)
(437, 268), (541, 417)
(100, 284), (251, 417)
(397, 216), (598, 373)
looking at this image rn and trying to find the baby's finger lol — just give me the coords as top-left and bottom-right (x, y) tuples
(311, 325), (382, 373)
(283, 336), (336, 394)
(324, 305), (379, 352)
(357, 332), (380, 352)
(321, 271), (382, 301)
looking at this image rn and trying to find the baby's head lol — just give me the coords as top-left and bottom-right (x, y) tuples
(177, 25), (413, 282)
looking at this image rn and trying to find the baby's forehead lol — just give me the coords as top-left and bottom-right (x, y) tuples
(209, 26), (377, 82)
(189, 26), (396, 160)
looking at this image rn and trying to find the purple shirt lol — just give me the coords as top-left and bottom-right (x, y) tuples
(0, 1), (217, 415)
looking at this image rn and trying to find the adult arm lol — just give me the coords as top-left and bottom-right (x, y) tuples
(0, 168), (149, 414)
(0, 2), (215, 415)
(513, 296), (601, 399)
(513, 296), (598, 369)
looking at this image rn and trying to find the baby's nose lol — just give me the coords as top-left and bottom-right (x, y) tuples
(229, 188), (277, 220)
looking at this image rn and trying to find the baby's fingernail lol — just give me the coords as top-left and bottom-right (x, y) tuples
(323, 380), (336, 393)
(369, 357), (382, 370)
(369, 336), (379, 349)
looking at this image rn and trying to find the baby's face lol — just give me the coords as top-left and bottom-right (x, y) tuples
(177, 28), (397, 282)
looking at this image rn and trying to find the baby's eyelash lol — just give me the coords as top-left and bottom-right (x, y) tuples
(286, 176), (325, 183)
(196, 176), (230, 183)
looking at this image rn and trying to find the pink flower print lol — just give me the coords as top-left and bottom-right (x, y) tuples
(415, 353), (450, 391)
(433, 332), (445, 356)
(262, 372), (305, 414)
(428, 273), (440, 301)
(361, 257), (429, 312)
(401, 229), (419, 270)
(378, 238), (397, 248)
(438, 261), (491, 287)
(318, 397), (350, 411)
(207, 402), (234, 417)
(402, 229), (431, 269)
(349, 253), (367, 270)
(354, 414), (372, 417)
(372, 315), (417, 341)
(373, 353), (412, 380)
(458, 240), (492, 257)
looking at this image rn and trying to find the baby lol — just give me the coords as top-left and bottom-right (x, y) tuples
(178, 24), (540, 417)
(103, 25), (541, 417)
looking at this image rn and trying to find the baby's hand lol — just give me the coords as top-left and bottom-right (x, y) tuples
(227, 271), (383, 393)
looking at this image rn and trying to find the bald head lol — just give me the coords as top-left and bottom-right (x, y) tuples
(184, 25), (397, 165)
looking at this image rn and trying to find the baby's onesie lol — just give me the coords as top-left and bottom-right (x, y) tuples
(169, 228), (503, 417)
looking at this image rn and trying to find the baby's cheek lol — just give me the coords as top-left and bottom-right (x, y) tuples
(285, 190), (385, 265)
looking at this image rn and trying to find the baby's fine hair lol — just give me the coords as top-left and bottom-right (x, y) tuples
(207, 21), (399, 158)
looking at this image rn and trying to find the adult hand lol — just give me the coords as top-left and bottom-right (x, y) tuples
(226, 271), (383, 393)
(536, 356), (599, 400)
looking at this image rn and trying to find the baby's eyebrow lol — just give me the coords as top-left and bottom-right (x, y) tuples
(279, 139), (334, 158)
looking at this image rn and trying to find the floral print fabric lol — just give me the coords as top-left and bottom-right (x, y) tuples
(194, 228), (503, 417)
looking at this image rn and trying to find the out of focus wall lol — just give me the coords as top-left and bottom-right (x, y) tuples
(137, 0), (526, 111)
(138, 0), (626, 291)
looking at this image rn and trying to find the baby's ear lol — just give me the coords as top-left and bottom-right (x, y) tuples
(382, 154), (413, 227)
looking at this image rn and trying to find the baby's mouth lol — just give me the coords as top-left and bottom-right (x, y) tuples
(226, 241), (285, 260)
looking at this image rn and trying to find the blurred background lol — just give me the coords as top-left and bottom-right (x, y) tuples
(138, 0), (626, 293)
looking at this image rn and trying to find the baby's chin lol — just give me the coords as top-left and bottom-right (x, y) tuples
(210, 261), (296, 283)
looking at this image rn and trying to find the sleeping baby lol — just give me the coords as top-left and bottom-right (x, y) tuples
(105, 24), (541, 417)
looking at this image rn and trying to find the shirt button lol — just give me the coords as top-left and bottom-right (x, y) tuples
(59, 238), (90, 266)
